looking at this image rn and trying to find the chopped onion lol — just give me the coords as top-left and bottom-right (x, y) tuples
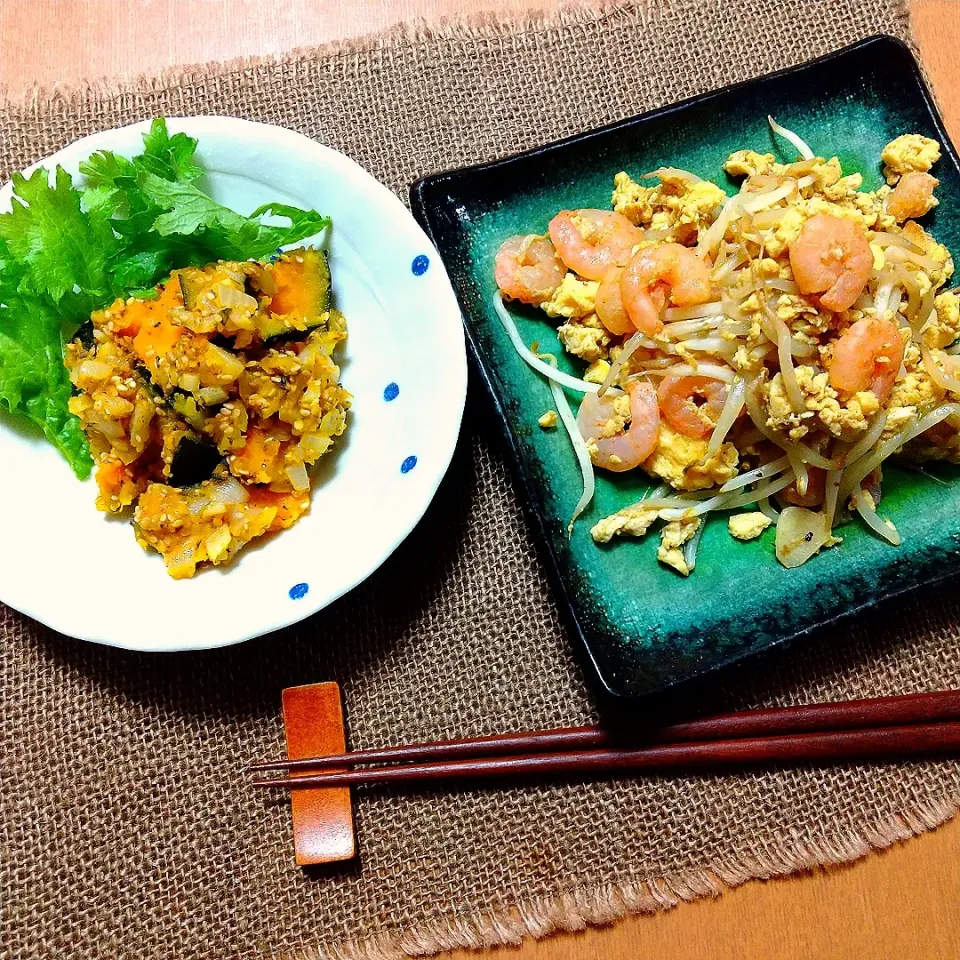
(129, 399), (155, 445)
(285, 462), (310, 492)
(77, 359), (114, 381)
(199, 386), (229, 406)
(210, 475), (249, 505)
(718, 452), (789, 493)
(493, 295), (599, 394)
(775, 506), (831, 568)
(781, 158), (821, 177)
(767, 115), (815, 160)
(179, 373), (201, 394)
(706, 377), (747, 457)
(86, 413), (124, 440)
(216, 282), (257, 310)
(538, 354), (595, 533)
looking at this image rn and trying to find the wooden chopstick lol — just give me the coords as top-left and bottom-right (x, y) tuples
(252, 721), (960, 789)
(249, 689), (960, 773)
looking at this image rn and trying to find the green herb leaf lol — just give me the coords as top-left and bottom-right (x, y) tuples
(139, 175), (331, 260)
(0, 167), (119, 304)
(0, 117), (330, 479)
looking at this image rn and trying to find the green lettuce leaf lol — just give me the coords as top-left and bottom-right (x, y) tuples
(0, 241), (92, 477)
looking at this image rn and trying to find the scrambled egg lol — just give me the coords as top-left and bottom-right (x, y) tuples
(728, 512), (772, 541)
(658, 517), (701, 576)
(538, 410), (558, 429)
(760, 207), (805, 257)
(612, 171), (657, 225)
(590, 503), (659, 543)
(557, 315), (611, 361)
(881, 343), (945, 441)
(583, 359), (611, 384)
(643, 423), (739, 490)
(923, 292), (960, 350)
(723, 150), (779, 178)
(762, 368), (880, 440)
(901, 222), (955, 289)
(611, 171), (726, 235)
(540, 273), (599, 319)
(881, 134), (941, 184)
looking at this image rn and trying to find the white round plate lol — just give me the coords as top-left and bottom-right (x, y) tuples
(0, 117), (466, 651)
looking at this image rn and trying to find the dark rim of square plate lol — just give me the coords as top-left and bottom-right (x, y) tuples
(409, 34), (960, 703)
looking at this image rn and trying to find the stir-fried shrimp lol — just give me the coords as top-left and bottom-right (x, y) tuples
(595, 266), (634, 335)
(548, 209), (644, 281)
(495, 234), (566, 305)
(577, 381), (659, 472)
(789, 214), (872, 312)
(620, 242), (713, 334)
(829, 317), (905, 401)
(657, 375), (728, 438)
(494, 122), (956, 573)
(886, 171), (939, 221)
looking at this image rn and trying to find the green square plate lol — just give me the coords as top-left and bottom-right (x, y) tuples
(410, 36), (960, 699)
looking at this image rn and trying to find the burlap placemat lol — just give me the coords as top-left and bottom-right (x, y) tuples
(3, 2), (958, 958)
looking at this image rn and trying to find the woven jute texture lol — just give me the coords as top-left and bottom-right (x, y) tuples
(3, 2), (958, 959)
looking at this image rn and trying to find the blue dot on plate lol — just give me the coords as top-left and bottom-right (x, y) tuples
(400, 455), (418, 474)
(289, 582), (310, 600)
(383, 382), (400, 402)
(411, 254), (430, 276)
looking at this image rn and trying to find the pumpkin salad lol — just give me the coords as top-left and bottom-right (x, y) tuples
(66, 248), (350, 578)
(0, 119), (348, 578)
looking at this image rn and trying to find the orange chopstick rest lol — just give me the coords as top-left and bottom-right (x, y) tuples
(282, 682), (355, 865)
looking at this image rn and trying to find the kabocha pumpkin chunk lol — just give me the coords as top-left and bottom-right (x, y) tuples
(253, 247), (332, 342)
(65, 247), (350, 579)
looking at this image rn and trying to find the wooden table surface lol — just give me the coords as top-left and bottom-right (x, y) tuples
(2, 1), (959, 957)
